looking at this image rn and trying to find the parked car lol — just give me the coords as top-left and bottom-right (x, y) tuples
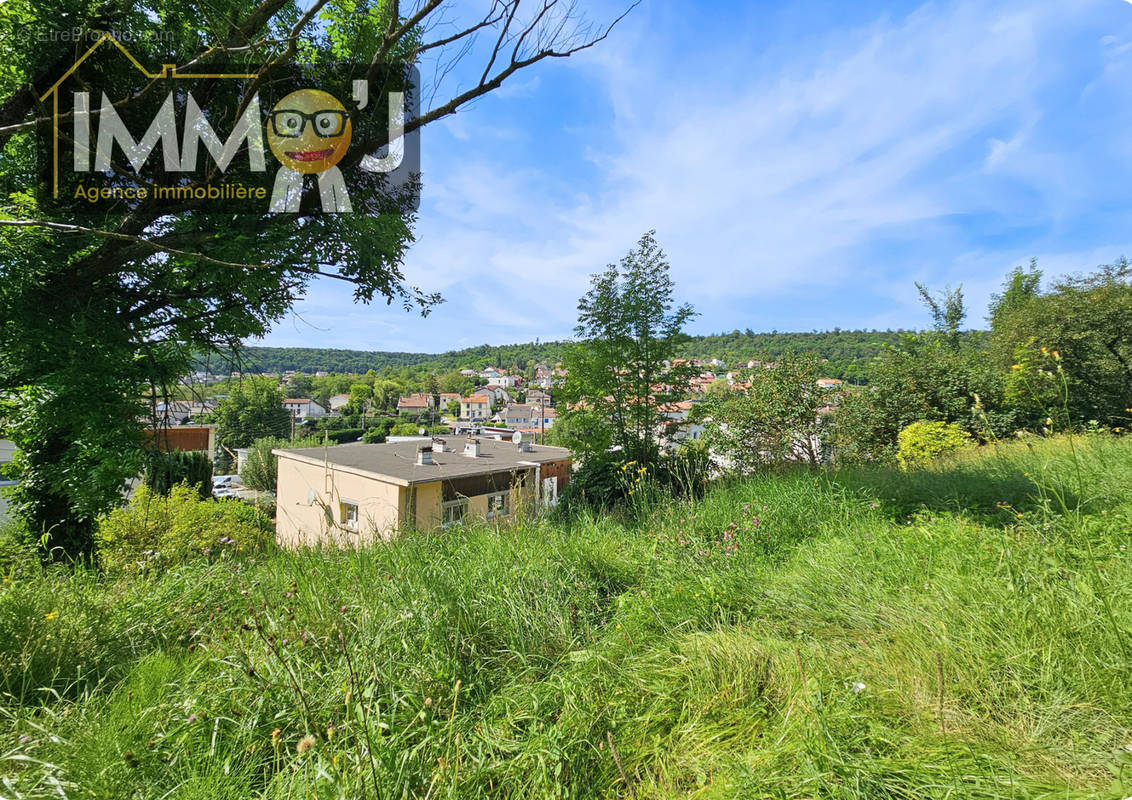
(213, 475), (239, 487)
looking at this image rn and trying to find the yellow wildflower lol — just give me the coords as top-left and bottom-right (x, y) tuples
(44, 611), (57, 620)
(1011, 364), (1021, 371)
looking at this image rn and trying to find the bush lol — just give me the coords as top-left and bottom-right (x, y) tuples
(559, 452), (626, 512)
(144, 450), (213, 499)
(896, 420), (970, 468)
(242, 435), (322, 492)
(361, 428), (386, 443)
(95, 484), (273, 574)
(326, 428), (364, 444)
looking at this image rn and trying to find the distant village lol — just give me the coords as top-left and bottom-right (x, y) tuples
(156, 358), (845, 447)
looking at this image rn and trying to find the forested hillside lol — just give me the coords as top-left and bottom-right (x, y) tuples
(208, 329), (957, 382)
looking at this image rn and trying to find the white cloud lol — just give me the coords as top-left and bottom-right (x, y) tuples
(263, 0), (1132, 352)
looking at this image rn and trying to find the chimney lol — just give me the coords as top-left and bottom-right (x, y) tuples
(463, 438), (480, 458)
(518, 439), (533, 453)
(432, 437), (446, 453)
(416, 445), (434, 466)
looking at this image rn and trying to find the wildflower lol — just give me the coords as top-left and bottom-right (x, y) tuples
(296, 734), (315, 755)
(1011, 364), (1021, 371)
(851, 681), (866, 695)
(1052, 350), (1061, 360)
(271, 728), (282, 744)
(44, 611), (57, 620)
(18, 736), (30, 744)
(187, 714), (199, 723)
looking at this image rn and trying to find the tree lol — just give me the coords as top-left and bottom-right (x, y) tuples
(212, 380), (292, 459)
(242, 435), (322, 492)
(558, 231), (697, 467)
(144, 451), (213, 500)
(988, 260), (1042, 331)
(0, 0), (635, 555)
(702, 352), (827, 474)
(990, 259), (1131, 429)
(833, 284), (1011, 464)
(286, 374), (314, 399)
(347, 383), (373, 419)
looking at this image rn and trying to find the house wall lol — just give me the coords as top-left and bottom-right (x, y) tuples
(277, 458), (570, 547)
(275, 457), (404, 548)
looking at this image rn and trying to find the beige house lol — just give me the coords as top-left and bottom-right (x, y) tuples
(273, 438), (571, 547)
(459, 393), (492, 420)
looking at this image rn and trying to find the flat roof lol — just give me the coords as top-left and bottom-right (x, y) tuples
(272, 438), (570, 486)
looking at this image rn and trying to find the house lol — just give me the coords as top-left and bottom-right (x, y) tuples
(272, 438), (572, 546)
(658, 400), (704, 445)
(460, 394), (492, 420)
(486, 373), (521, 387)
(501, 403), (557, 433)
(144, 424), (217, 454)
(397, 394), (433, 414)
(283, 398), (327, 419)
(438, 393), (461, 411)
(153, 400), (215, 424)
(328, 393), (351, 412)
(816, 378), (844, 390)
(525, 388), (552, 406)
(478, 385), (511, 405)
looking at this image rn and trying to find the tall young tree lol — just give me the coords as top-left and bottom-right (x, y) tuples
(558, 231), (696, 467)
(0, 0), (635, 554)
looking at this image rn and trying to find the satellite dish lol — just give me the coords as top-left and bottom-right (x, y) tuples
(418, 427), (427, 436)
(511, 431), (522, 444)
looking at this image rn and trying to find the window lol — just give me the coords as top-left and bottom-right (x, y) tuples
(339, 500), (359, 529)
(442, 498), (468, 528)
(486, 490), (510, 520)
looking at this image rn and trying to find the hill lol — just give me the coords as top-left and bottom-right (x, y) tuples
(211, 329), (959, 383)
(2, 435), (1129, 798)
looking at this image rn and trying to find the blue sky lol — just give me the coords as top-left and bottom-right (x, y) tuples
(258, 0), (1132, 353)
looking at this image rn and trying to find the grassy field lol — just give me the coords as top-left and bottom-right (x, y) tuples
(1, 435), (1130, 799)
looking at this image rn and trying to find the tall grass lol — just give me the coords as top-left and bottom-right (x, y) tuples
(0, 435), (1129, 798)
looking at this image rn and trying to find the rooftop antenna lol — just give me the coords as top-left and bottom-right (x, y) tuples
(511, 431), (522, 444)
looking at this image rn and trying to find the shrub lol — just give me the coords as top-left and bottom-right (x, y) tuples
(95, 484), (273, 573)
(326, 428), (364, 444)
(559, 452), (626, 512)
(361, 428), (386, 443)
(242, 435), (323, 492)
(896, 420), (970, 468)
(144, 450), (213, 499)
